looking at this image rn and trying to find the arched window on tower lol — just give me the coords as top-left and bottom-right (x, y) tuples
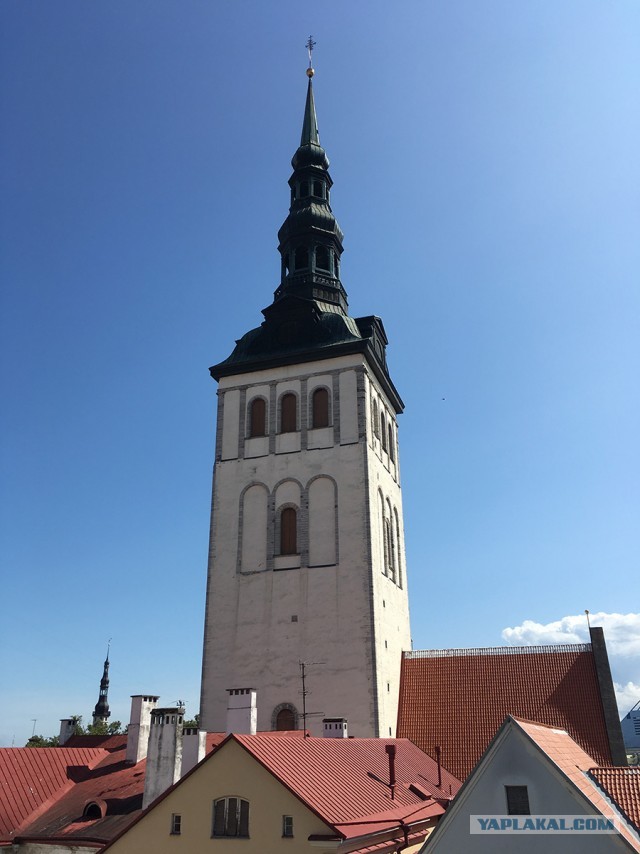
(280, 393), (297, 433)
(311, 387), (329, 428)
(294, 247), (308, 271)
(313, 180), (323, 198)
(381, 413), (388, 451)
(315, 245), (330, 272)
(300, 181), (309, 198)
(280, 507), (297, 555)
(276, 707), (295, 730)
(388, 423), (395, 461)
(372, 399), (380, 438)
(249, 398), (266, 438)
(394, 509), (403, 589)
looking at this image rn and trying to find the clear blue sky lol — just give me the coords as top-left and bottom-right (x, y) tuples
(1, 1), (639, 747)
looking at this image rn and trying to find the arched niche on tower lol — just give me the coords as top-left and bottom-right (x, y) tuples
(273, 479), (302, 570)
(239, 483), (268, 573)
(307, 475), (337, 567)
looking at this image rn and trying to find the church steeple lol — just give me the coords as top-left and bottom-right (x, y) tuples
(275, 56), (347, 312)
(92, 642), (111, 726)
(210, 46), (401, 416)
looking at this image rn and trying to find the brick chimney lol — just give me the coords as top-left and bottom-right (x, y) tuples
(59, 718), (76, 745)
(226, 689), (257, 735)
(181, 727), (207, 776)
(142, 706), (185, 809)
(126, 695), (159, 765)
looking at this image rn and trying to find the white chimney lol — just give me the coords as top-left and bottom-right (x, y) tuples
(323, 718), (348, 738)
(226, 688), (257, 735)
(181, 727), (207, 777)
(126, 695), (159, 764)
(142, 706), (185, 809)
(59, 719), (76, 745)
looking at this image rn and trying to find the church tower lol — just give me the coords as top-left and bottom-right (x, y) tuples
(92, 644), (111, 727)
(200, 56), (411, 737)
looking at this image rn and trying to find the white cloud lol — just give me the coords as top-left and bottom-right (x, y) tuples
(615, 681), (640, 717)
(501, 612), (640, 716)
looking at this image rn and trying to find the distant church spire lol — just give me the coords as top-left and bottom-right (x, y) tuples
(92, 641), (111, 726)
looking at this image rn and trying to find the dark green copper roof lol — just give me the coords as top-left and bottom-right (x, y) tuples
(210, 76), (403, 414)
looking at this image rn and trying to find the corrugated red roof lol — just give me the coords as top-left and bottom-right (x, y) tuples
(0, 747), (106, 841)
(16, 747), (146, 845)
(63, 735), (128, 751)
(515, 718), (640, 852)
(234, 735), (461, 839)
(1, 729), (307, 847)
(397, 644), (613, 781)
(589, 767), (640, 832)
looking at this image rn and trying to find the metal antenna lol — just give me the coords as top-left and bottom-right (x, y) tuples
(299, 660), (326, 736)
(585, 609), (591, 630)
(31, 719), (37, 737)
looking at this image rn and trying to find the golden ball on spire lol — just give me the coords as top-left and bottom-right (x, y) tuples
(306, 67), (314, 78)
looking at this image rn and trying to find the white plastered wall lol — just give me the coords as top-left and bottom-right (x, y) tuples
(200, 353), (411, 737)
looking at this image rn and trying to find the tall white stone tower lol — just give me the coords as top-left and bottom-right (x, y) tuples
(199, 59), (411, 737)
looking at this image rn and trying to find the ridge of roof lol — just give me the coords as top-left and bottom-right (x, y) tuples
(404, 642), (591, 659)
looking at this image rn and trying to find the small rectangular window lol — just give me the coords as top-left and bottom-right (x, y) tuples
(170, 813), (182, 835)
(282, 815), (294, 837)
(505, 785), (530, 815)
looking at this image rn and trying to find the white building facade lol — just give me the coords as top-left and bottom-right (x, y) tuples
(199, 70), (411, 737)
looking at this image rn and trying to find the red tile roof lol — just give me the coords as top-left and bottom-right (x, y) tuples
(514, 718), (640, 852)
(234, 735), (461, 840)
(589, 767), (640, 832)
(397, 644), (613, 781)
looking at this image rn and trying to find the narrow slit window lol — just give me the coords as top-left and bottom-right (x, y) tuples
(388, 424), (395, 461)
(312, 387), (329, 428)
(381, 414), (388, 450)
(282, 815), (294, 837)
(249, 398), (266, 437)
(280, 508), (297, 555)
(280, 393), (297, 432)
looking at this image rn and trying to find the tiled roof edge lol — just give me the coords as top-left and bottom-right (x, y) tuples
(404, 643), (592, 659)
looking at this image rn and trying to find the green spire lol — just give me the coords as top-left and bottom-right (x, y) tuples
(300, 79), (320, 147)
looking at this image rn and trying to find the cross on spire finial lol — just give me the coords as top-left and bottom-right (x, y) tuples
(306, 36), (316, 78)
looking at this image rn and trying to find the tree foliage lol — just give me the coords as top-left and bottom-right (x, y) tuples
(25, 716), (125, 746)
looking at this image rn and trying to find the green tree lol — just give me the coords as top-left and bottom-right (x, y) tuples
(24, 715), (125, 746)
(26, 734), (59, 747)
